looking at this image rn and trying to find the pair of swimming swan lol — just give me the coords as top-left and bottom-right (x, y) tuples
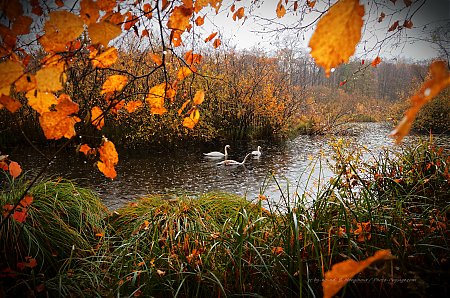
(204, 145), (262, 166)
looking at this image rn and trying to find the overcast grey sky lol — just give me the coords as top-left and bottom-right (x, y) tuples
(201, 0), (450, 60)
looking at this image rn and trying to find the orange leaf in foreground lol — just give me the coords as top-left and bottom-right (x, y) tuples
(150, 53), (162, 65)
(26, 90), (58, 115)
(79, 144), (94, 156)
(125, 101), (142, 113)
(167, 5), (193, 31)
(204, 32), (218, 43)
(9, 161), (22, 178)
(308, 0), (364, 77)
(97, 138), (118, 179)
(91, 106), (105, 130)
(35, 63), (66, 92)
(213, 38), (221, 48)
(177, 67), (192, 81)
(39, 94), (80, 140)
(323, 250), (392, 298)
(80, 0), (100, 25)
(0, 60), (23, 90)
(91, 47), (118, 68)
(195, 16), (205, 26)
(276, 1), (286, 18)
(88, 21), (122, 47)
(193, 90), (205, 105)
(146, 83), (175, 115)
(101, 75), (128, 94)
(371, 56), (382, 67)
(390, 60), (450, 144)
(0, 94), (22, 112)
(183, 108), (200, 129)
(39, 11), (84, 53)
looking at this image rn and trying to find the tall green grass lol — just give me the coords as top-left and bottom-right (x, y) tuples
(1, 139), (448, 297)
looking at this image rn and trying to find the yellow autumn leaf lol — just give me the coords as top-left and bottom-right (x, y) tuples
(323, 250), (392, 298)
(146, 83), (169, 115)
(91, 47), (118, 68)
(80, 0), (100, 25)
(97, 138), (118, 179)
(39, 11), (84, 53)
(183, 108), (200, 129)
(0, 60), (23, 90)
(35, 63), (66, 92)
(193, 90), (205, 105)
(390, 60), (450, 144)
(14, 74), (36, 92)
(101, 75), (128, 94)
(308, 0), (364, 77)
(39, 94), (80, 140)
(26, 90), (58, 114)
(177, 67), (192, 80)
(125, 100), (142, 113)
(88, 21), (122, 47)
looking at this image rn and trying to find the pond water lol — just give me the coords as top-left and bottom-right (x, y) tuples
(7, 122), (450, 209)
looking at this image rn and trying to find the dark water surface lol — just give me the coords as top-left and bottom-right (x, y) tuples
(7, 123), (450, 209)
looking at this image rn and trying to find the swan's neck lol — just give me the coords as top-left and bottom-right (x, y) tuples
(224, 146), (228, 156)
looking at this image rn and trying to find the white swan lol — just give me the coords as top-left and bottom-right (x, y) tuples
(204, 145), (230, 158)
(251, 146), (262, 156)
(217, 153), (252, 166)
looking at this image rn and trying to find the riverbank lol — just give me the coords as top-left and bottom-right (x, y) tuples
(1, 140), (449, 297)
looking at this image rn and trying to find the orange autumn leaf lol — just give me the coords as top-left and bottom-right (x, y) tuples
(14, 74), (36, 92)
(101, 75), (128, 94)
(378, 12), (386, 22)
(123, 12), (138, 31)
(97, 0), (116, 12)
(55, 0), (64, 7)
(308, 0), (364, 77)
(39, 94), (80, 140)
(185, 51), (202, 65)
(35, 64), (66, 92)
(352, 222), (372, 242)
(79, 144), (94, 156)
(204, 32), (218, 43)
(276, 1), (286, 18)
(195, 15), (205, 26)
(177, 67), (192, 81)
(88, 21), (122, 47)
(143, 3), (153, 18)
(91, 47), (118, 68)
(26, 90), (58, 115)
(271, 246), (284, 255)
(170, 30), (183, 47)
(371, 56), (382, 67)
(183, 108), (200, 129)
(0, 94), (22, 112)
(390, 60), (450, 144)
(125, 100), (142, 113)
(80, 0), (100, 25)
(178, 99), (191, 115)
(194, 0), (222, 13)
(39, 11), (84, 53)
(307, 0), (316, 8)
(11, 15), (33, 35)
(294, 1), (298, 11)
(323, 250), (392, 298)
(167, 5), (193, 31)
(403, 19), (413, 29)
(0, 60), (23, 90)
(150, 53), (162, 65)
(91, 106), (105, 130)
(213, 38), (221, 48)
(141, 29), (149, 37)
(146, 83), (170, 115)
(232, 7), (245, 21)
(9, 161), (22, 178)
(97, 138), (118, 179)
(193, 90), (205, 105)
(388, 20), (399, 32)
